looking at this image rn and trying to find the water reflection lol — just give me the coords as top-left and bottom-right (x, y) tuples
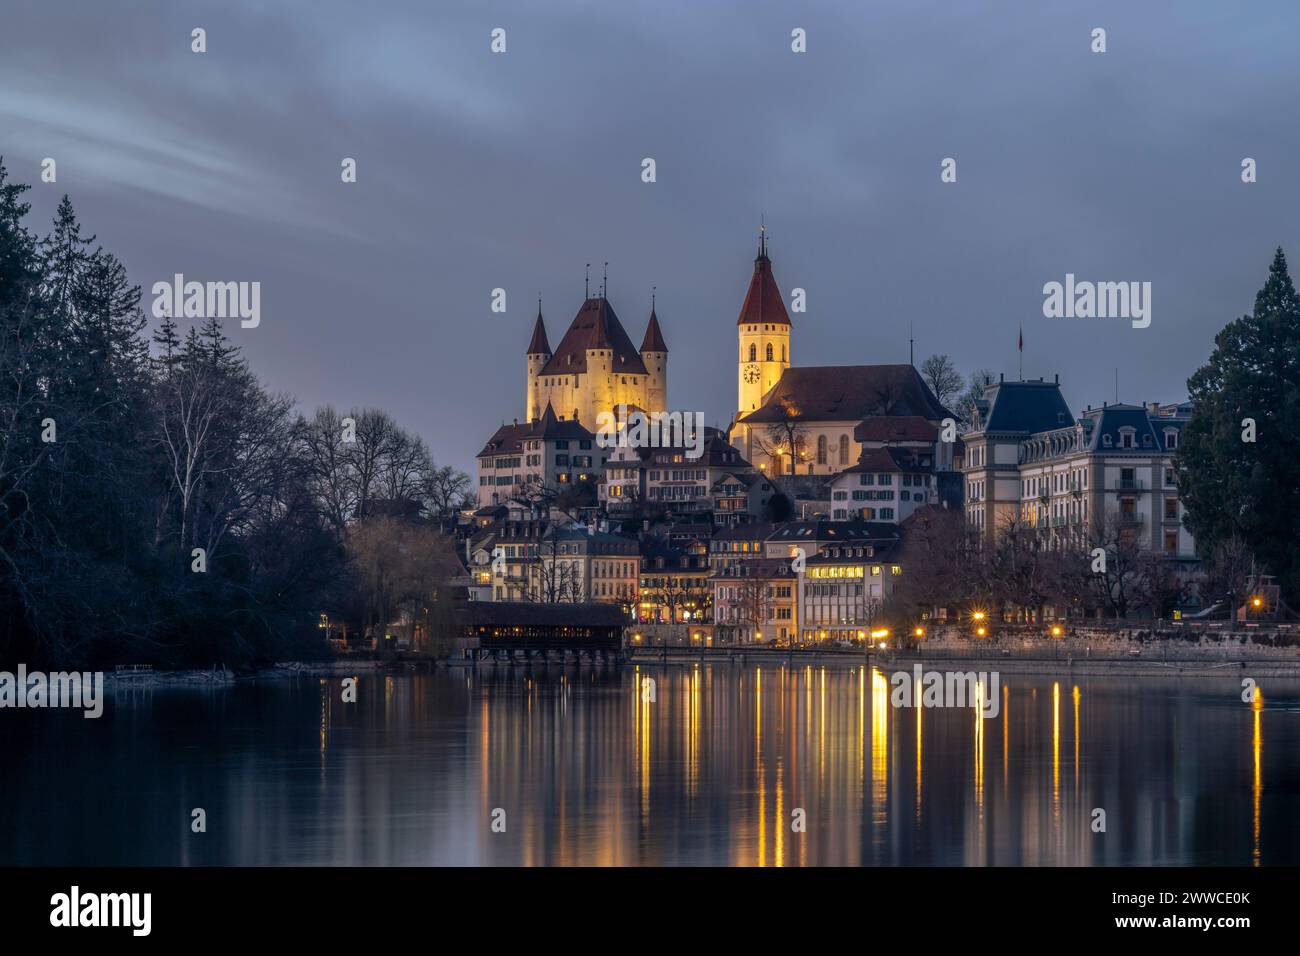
(2, 665), (1299, 866)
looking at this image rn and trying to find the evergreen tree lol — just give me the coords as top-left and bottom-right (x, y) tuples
(1177, 247), (1300, 604)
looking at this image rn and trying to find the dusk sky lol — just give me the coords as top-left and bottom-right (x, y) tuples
(3, 0), (1297, 473)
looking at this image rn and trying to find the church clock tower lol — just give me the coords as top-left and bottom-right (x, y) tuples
(736, 226), (791, 416)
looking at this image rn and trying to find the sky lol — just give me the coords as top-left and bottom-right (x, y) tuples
(3, 0), (1298, 474)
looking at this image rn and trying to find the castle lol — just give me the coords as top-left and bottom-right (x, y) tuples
(476, 228), (957, 510)
(524, 295), (667, 429)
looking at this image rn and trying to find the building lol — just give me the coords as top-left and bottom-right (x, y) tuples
(711, 557), (798, 644)
(466, 519), (639, 610)
(796, 539), (903, 642)
(475, 404), (603, 509)
(600, 427), (775, 521)
(637, 538), (711, 624)
(725, 232), (956, 479)
(828, 446), (939, 523)
(963, 376), (1195, 560)
(525, 296), (667, 429)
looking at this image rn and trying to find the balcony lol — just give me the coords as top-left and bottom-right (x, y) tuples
(1114, 478), (1144, 490)
(1117, 512), (1144, 526)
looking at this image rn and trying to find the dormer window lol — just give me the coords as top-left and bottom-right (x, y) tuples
(1102, 434), (1113, 447)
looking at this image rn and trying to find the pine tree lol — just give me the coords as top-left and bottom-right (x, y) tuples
(152, 315), (182, 376)
(1177, 247), (1300, 605)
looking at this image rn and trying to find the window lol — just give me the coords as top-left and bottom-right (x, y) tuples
(1164, 497), (1178, 520)
(748, 343), (757, 362)
(781, 345), (786, 362)
(1164, 531), (1178, 556)
(765, 343), (773, 362)
(816, 434), (827, 464)
(838, 434), (849, 465)
(1165, 430), (1179, 450)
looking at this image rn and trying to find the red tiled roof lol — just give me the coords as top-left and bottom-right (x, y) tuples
(738, 365), (950, 424)
(640, 308), (668, 353)
(475, 402), (595, 458)
(540, 297), (648, 376)
(526, 309), (551, 355)
(736, 244), (790, 327)
(853, 415), (938, 444)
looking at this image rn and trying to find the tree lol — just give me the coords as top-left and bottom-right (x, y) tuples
(920, 354), (963, 409)
(755, 397), (809, 476)
(346, 516), (461, 651)
(955, 368), (995, 429)
(1087, 515), (1146, 619)
(1178, 247), (1300, 606)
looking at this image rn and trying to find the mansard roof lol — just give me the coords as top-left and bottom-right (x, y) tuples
(539, 297), (648, 376)
(738, 365), (950, 424)
(973, 379), (1074, 434)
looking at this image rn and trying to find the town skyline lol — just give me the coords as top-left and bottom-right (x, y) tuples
(3, 1), (1298, 475)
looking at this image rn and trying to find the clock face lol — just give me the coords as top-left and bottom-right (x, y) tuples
(744, 364), (761, 384)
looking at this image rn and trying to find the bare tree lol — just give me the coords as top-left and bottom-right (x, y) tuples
(1206, 535), (1257, 630)
(754, 397), (809, 476)
(920, 354), (964, 409)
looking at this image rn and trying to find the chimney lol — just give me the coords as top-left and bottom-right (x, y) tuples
(999, 372), (1004, 383)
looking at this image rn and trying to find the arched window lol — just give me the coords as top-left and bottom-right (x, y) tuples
(781, 345), (786, 362)
(816, 434), (827, 465)
(838, 434), (849, 465)
(748, 343), (757, 362)
(765, 343), (774, 362)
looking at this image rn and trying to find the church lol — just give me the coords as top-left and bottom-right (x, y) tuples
(726, 230), (957, 478)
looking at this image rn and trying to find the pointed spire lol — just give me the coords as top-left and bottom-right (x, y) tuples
(737, 224), (791, 326)
(641, 288), (668, 353)
(526, 306), (551, 355)
(540, 400), (559, 427)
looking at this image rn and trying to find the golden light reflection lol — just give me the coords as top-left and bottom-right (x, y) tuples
(974, 679), (985, 811)
(775, 761), (785, 868)
(871, 668), (889, 826)
(858, 665), (866, 797)
(689, 666), (700, 799)
(1052, 681), (1061, 822)
(819, 667), (826, 784)
(1002, 685), (1009, 787)
(1252, 686), (1263, 867)
(1072, 685), (1081, 790)
(915, 674), (923, 821)
(756, 667), (764, 867)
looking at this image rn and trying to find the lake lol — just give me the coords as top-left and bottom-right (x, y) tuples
(3, 664), (1298, 866)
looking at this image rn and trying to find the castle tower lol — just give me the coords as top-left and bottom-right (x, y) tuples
(525, 306), (551, 422)
(737, 226), (791, 416)
(640, 295), (668, 414)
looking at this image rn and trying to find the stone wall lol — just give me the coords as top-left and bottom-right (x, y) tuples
(912, 623), (1300, 661)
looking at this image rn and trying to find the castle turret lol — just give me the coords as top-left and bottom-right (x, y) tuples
(640, 297), (668, 414)
(525, 306), (551, 422)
